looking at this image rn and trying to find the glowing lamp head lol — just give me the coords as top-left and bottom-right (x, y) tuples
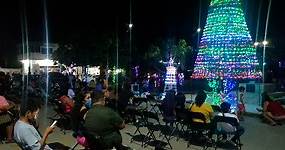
(197, 28), (201, 32)
(262, 41), (268, 46)
(254, 42), (259, 47)
(128, 23), (133, 28)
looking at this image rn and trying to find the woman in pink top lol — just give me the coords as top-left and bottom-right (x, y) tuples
(0, 96), (15, 143)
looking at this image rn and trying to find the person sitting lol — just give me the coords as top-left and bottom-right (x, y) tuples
(216, 102), (244, 145)
(261, 92), (285, 126)
(188, 90), (213, 123)
(161, 90), (177, 124)
(59, 95), (74, 113)
(104, 87), (117, 111)
(0, 95), (15, 143)
(175, 92), (186, 110)
(117, 83), (133, 116)
(84, 92), (127, 149)
(71, 91), (90, 134)
(14, 98), (55, 149)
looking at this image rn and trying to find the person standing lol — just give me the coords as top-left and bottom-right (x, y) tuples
(238, 86), (245, 121)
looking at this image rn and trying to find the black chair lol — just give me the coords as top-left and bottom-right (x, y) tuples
(160, 116), (176, 149)
(130, 109), (147, 147)
(175, 109), (191, 141)
(213, 115), (242, 150)
(132, 97), (148, 108)
(147, 95), (162, 114)
(142, 111), (161, 148)
(211, 105), (221, 112)
(187, 112), (212, 149)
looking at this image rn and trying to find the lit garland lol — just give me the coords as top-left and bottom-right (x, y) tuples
(206, 79), (222, 105)
(192, 0), (261, 79)
(178, 73), (184, 86)
(223, 79), (237, 94)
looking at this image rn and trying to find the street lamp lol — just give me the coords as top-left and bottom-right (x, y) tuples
(129, 23), (133, 29)
(254, 42), (259, 47)
(197, 28), (201, 33)
(262, 40), (268, 46)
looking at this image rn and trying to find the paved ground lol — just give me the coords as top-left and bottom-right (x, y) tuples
(1, 105), (285, 150)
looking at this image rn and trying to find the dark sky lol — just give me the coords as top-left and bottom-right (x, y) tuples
(0, 0), (284, 67)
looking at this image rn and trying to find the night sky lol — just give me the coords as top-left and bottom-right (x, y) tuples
(0, 0), (284, 67)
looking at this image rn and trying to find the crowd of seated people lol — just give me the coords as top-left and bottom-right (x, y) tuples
(0, 69), (250, 150)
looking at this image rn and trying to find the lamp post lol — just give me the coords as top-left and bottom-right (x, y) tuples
(254, 41), (268, 83)
(129, 0), (133, 65)
(129, 23), (133, 64)
(262, 0), (272, 84)
(262, 41), (268, 83)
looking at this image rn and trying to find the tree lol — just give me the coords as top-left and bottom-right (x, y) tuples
(144, 38), (192, 72)
(52, 34), (119, 67)
(191, 0), (261, 105)
(173, 39), (192, 70)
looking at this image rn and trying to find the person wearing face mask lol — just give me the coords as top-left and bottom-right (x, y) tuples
(14, 98), (68, 150)
(84, 92), (92, 109)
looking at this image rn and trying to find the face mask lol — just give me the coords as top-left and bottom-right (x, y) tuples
(85, 98), (92, 109)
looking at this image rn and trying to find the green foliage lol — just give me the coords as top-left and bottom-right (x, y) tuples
(52, 34), (120, 67)
(145, 38), (192, 72)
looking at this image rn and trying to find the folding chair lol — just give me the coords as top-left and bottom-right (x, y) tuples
(187, 112), (212, 149)
(175, 109), (191, 141)
(142, 111), (161, 148)
(160, 116), (177, 149)
(133, 97), (148, 108)
(148, 98), (163, 114)
(130, 109), (147, 147)
(213, 115), (243, 150)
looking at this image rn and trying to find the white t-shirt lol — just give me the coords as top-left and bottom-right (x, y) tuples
(14, 120), (52, 150)
(216, 113), (239, 133)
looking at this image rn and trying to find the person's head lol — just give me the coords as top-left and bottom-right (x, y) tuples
(220, 102), (231, 113)
(104, 87), (113, 98)
(83, 91), (92, 109)
(195, 90), (207, 107)
(20, 98), (41, 122)
(238, 86), (245, 92)
(91, 91), (105, 105)
(262, 92), (272, 103)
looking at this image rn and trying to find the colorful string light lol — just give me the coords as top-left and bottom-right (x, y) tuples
(192, 0), (261, 79)
(192, 0), (261, 106)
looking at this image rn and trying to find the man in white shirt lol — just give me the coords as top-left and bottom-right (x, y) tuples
(216, 102), (244, 145)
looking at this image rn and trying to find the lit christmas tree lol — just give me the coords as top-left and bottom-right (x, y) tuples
(164, 57), (177, 93)
(192, 0), (261, 106)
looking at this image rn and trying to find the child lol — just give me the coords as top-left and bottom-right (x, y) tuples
(238, 86), (245, 120)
